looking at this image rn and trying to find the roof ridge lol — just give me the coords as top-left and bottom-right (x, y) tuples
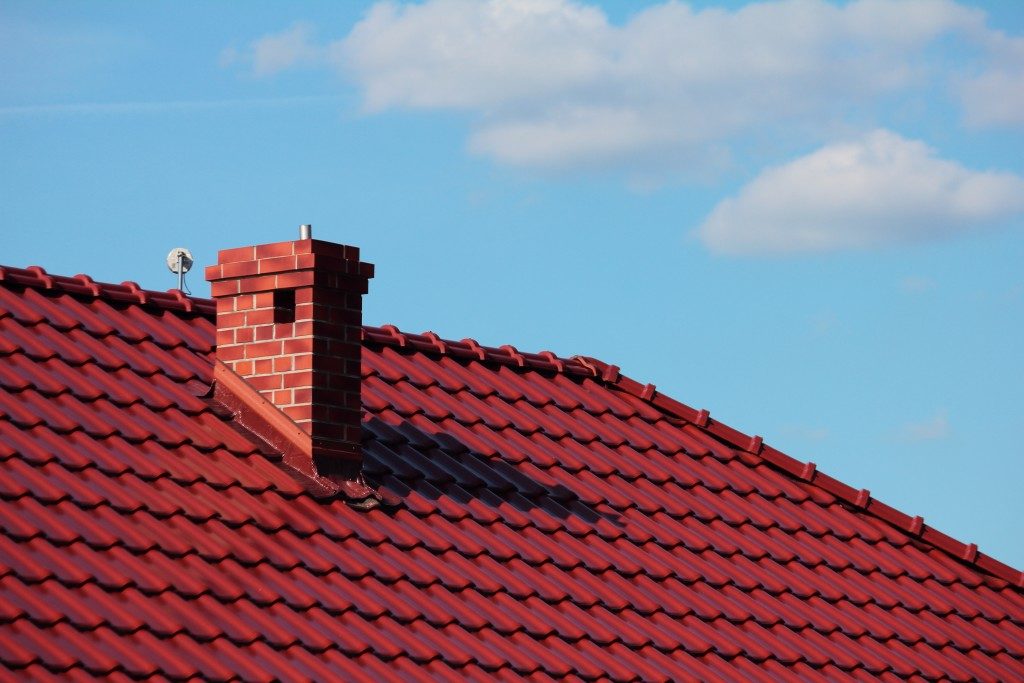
(0, 264), (215, 316)
(362, 323), (597, 378)
(0, 265), (602, 373)
(575, 356), (1024, 591)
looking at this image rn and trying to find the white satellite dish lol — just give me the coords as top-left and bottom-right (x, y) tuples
(166, 247), (194, 291)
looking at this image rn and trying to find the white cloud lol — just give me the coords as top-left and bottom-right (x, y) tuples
(897, 410), (952, 443)
(696, 130), (1024, 255)
(224, 0), (1024, 175)
(323, 0), (1008, 170)
(959, 32), (1024, 127)
(225, 22), (325, 77)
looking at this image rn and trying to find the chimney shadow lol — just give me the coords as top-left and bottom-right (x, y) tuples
(361, 415), (623, 529)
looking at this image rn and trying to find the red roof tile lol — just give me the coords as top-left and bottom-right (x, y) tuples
(1, 263), (1023, 680)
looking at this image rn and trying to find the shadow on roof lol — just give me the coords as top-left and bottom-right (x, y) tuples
(362, 415), (624, 528)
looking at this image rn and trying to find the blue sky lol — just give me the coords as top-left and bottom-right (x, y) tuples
(2, 0), (1022, 568)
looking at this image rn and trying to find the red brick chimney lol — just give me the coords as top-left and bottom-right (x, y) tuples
(205, 227), (373, 477)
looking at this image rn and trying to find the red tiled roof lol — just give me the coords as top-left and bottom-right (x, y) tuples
(1, 263), (1023, 681)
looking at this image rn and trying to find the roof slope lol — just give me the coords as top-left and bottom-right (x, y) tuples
(1, 265), (1023, 682)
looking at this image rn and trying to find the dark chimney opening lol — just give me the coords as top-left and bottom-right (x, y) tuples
(273, 288), (296, 324)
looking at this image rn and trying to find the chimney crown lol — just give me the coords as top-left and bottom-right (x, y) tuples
(206, 236), (373, 476)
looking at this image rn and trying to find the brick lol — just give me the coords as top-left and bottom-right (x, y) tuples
(318, 356), (348, 373)
(309, 404), (334, 421)
(255, 241), (295, 259)
(272, 390), (293, 405)
(247, 374), (283, 391)
(233, 295), (255, 311)
(274, 323), (295, 340)
(217, 312), (246, 328)
(276, 271), (316, 290)
(309, 240), (349, 257)
(254, 292), (276, 308)
(257, 255), (299, 275)
(218, 245), (257, 263)
(210, 280), (239, 298)
(254, 359), (273, 375)
(244, 340), (283, 359)
(253, 325), (274, 342)
(327, 342), (361, 359)
(283, 372), (314, 389)
(238, 275), (280, 295)
(217, 345), (246, 361)
(273, 357), (293, 373)
(301, 239), (356, 259)
(234, 327), (254, 344)
(315, 423), (348, 441)
(328, 407), (361, 423)
(244, 309), (275, 326)
(283, 338), (314, 355)
(221, 260), (260, 278)
(326, 375), (360, 393)
(293, 354), (313, 370)
(216, 298), (233, 314)
(216, 330), (234, 347)
(234, 361), (253, 376)
(283, 405), (312, 422)
(328, 308), (362, 326)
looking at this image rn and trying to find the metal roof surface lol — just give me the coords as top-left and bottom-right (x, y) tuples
(0, 264), (1022, 681)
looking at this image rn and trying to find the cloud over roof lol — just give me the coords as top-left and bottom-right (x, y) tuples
(696, 130), (1024, 255)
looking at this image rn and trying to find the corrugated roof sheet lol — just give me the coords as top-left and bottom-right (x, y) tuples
(0, 263), (1022, 681)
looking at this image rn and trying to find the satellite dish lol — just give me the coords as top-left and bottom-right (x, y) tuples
(167, 247), (194, 292)
(166, 247), (193, 274)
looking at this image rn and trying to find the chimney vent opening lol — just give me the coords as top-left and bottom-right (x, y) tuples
(273, 288), (296, 324)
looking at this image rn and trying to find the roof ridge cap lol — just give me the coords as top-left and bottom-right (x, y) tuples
(582, 355), (1024, 590)
(0, 263), (215, 316)
(361, 323), (597, 378)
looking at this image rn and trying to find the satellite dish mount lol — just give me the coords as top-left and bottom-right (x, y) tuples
(167, 247), (194, 293)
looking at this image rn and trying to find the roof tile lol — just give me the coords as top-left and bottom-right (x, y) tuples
(1, 271), (1022, 680)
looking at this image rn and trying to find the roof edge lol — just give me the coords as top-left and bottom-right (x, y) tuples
(575, 356), (1024, 590)
(0, 264), (216, 316)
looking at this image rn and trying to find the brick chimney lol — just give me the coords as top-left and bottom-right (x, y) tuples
(205, 227), (373, 476)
